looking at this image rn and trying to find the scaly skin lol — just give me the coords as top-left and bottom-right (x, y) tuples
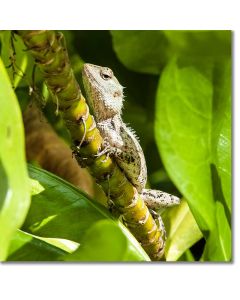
(82, 63), (180, 211)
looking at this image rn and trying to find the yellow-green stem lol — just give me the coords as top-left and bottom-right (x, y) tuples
(16, 30), (164, 260)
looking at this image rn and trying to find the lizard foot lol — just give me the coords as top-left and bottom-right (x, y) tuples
(94, 138), (111, 158)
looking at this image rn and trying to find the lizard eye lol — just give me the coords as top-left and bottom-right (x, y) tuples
(100, 68), (113, 80)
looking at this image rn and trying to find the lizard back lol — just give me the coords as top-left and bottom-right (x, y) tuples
(116, 122), (147, 191)
(82, 63), (147, 191)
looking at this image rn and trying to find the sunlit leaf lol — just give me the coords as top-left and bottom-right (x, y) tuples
(155, 57), (231, 261)
(64, 220), (149, 262)
(0, 58), (30, 260)
(212, 60), (231, 213)
(155, 59), (215, 233)
(0, 31), (28, 88)
(7, 230), (68, 261)
(22, 165), (149, 261)
(202, 202), (231, 261)
(163, 199), (202, 261)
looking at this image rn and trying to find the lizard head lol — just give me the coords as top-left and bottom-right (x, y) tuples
(82, 64), (124, 121)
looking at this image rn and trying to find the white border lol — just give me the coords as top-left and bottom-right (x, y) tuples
(0, 0), (238, 29)
(1, 1), (239, 299)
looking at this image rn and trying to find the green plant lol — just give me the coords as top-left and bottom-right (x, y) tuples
(0, 30), (231, 261)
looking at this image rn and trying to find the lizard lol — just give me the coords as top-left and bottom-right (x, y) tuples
(82, 63), (180, 222)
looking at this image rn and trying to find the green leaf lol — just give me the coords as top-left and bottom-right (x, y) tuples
(178, 249), (195, 261)
(111, 30), (169, 74)
(7, 230), (68, 261)
(64, 220), (149, 261)
(215, 202), (231, 260)
(212, 60), (231, 213)
(23, 165), (149, 261)
(24, 166), (111, 241)
(163, 199), (202, 261)
(0, 31), (28, 88)
(0, 57), (30, 261)
(164, 30), (231, 59)
(155, 59), (215, 233)
(202, 202), (231, 261)
(111, 31), (231, 75)
(155, 58), (231, 260)
(201, 60), (231, 261)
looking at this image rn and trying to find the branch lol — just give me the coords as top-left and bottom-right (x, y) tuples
(16, 30), (165, 260)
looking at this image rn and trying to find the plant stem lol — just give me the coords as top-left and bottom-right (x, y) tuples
(16, 30), (165, 260)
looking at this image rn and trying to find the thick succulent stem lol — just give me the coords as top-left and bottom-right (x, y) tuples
(16, 30), (165, 260)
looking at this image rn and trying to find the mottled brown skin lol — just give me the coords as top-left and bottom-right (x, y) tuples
(82, 63), (180, 211)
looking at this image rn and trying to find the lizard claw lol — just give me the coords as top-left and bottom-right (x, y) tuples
(94, 138), (111, 158)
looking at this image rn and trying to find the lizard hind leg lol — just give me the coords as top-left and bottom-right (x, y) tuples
(141, 189), (180, 210)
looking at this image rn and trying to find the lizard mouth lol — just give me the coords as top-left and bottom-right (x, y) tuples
(82, 63), (124, 120)
(83, 63), (103, 93)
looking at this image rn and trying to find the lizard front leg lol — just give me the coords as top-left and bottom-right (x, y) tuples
(96, 139), (180, 211)
(96, 120), (144, 188)
(97, 142), (136, 169)
(140, 189), (180, 210)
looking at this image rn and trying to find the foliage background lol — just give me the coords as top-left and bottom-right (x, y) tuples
(0, 30), (231, 261)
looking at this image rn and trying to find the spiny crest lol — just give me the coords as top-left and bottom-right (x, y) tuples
(83, 63), (124, 121)
(125, 124), (140, 143)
